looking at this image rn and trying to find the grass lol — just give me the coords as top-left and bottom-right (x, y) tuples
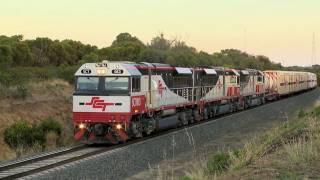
(182, 106), (320, 179)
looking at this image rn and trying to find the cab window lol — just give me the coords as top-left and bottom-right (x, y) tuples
(105, 77), (129, 91)
(76, 77), (99, 91)
(132, 77), (141, 92)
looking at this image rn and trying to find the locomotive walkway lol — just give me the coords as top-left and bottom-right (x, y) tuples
(0, 89), (318, 180)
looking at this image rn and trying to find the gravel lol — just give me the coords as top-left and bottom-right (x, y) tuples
(21, 89), (320, 180)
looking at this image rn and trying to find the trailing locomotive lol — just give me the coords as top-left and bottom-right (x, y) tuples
(73, 61), (317, 144)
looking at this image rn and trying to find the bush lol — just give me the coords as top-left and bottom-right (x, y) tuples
(0, 66), (78, 87)
(58, 66), (78, 84)
(4, 121), (34, 149)
(39, 117), (62, 135)
(4, 118), (62, 151)
(207, 152), (231, 174)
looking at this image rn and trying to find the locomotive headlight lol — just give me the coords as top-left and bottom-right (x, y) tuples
(97, 69), (106, 75)
(79, 123), (86, 129)
(115, 124), (122, 130)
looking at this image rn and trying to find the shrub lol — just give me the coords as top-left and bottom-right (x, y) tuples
(39, 117), (62, 135)
(4, 121), (34, 149)
(207, 152), (231, 174)
(58, 66), (78, 84)
(4, 118), (62, 151)
(0, 66), (78, 87)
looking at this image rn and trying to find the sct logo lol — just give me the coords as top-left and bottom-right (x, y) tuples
(79, 97), (121, 111)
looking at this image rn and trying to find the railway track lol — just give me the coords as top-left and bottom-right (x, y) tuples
(0, 89), (315, 179)
(0, 145), (102, 179)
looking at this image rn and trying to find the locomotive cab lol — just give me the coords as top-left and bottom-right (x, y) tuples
(73, 61), (143, 143)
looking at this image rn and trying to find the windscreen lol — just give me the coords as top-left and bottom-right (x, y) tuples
(105, 77), (129, 91)
(75, 76), (130, 95)
(76, 76), (99, 91)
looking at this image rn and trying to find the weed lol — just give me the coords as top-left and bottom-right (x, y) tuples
(207, 152), (231, 174)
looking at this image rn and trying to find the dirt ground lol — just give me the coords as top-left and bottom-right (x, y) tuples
(0, 80), (74, 161)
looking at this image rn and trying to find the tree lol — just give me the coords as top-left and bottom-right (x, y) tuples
(26, 38), (53, 66)
(79, 52), (99, 64)
(138, 48), (169, 63)
(0, 45), (13, 68)
(48, 41), (68, 66)
(12, 42), (34, 66)
(99, 33), (145, 62)
(150, 33), (172, 50)
(112, 33), (144, 47)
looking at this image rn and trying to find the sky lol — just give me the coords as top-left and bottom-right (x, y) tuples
(1, 0), (320, 66)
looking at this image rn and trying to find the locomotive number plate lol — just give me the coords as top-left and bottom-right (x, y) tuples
(112, 69), (124, 74)
(81, 69), (91, 74)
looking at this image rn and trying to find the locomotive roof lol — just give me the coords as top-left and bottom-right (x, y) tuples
(238, 69), (264, 76)
(75, 62), (142, 76)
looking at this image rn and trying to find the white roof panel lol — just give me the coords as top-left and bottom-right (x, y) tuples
(204, 68), (217, 75)
(175, 67), (192, 74)
(123, 64), (142, 76)
(241, 70), (249, 75)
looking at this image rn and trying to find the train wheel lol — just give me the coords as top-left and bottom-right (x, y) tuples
(130, 120), (143, 138)
(188, 111), (194, 124)
(203, 107), (209, 120)
(179, 112), (189, 126)
(145, 117), (156, 135)
(193, 109), (201, 122)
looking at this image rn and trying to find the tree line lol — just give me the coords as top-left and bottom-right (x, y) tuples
(0, 33), (283, 70)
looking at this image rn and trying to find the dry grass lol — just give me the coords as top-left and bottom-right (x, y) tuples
(283, 117), (320, 165)
(0, 79), (74, 161)
(183, 107), (320, 180)
(45, 131), (60, 151)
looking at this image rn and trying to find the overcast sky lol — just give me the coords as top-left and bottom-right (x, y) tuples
(1, 0), (320, 66)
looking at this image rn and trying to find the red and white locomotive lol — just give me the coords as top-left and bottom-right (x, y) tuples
(73, 61), (317, 144)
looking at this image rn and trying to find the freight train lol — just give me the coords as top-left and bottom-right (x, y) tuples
(73, 61), (317, 144)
